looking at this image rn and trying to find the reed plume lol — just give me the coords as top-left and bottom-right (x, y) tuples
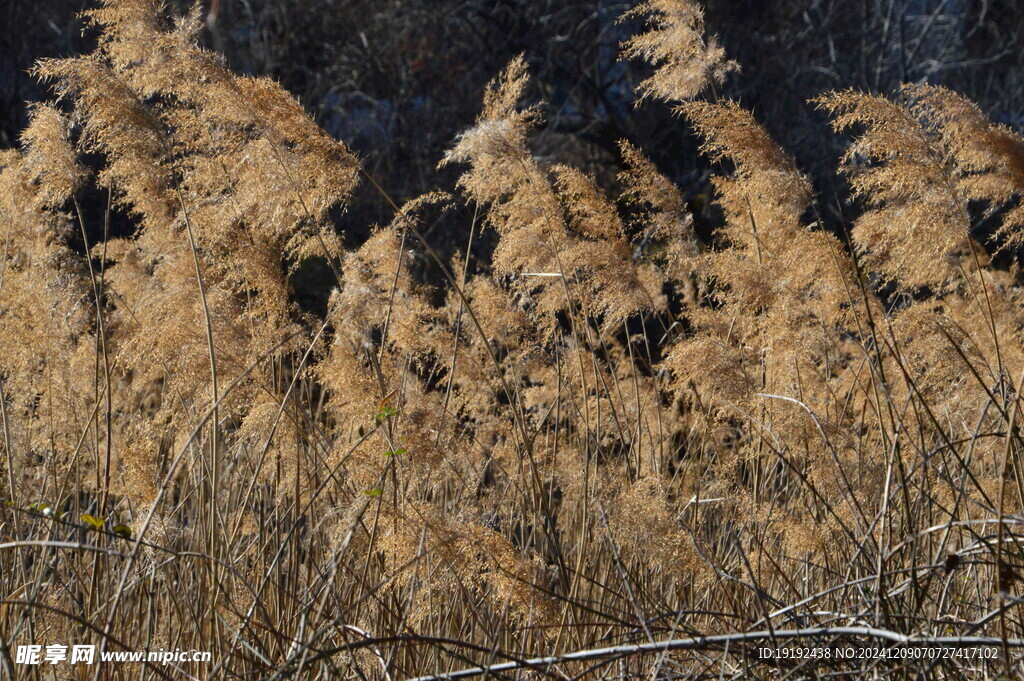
(2, 0), (1024, 678)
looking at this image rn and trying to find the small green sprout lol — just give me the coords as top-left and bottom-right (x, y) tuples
(375, 405), (398, 424)
(81, 514), (105, 531)
(112, 524), (133, 540)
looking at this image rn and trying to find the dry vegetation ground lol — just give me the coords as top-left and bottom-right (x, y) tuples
(3, 1), (1024, 679)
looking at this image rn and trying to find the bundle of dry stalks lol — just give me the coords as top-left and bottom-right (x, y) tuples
(2, 0), (1024, 679)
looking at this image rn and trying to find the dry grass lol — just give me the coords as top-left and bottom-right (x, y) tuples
(3, 1), (1024, 679)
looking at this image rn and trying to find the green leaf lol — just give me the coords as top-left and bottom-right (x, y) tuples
(112, 524), (132, 540)
(363, 488), (383, 497)
(29, 502), (52, 516)
(383, 448), (407, 458)
(81, 514), (105, 531)
(374, 405), (398, 424)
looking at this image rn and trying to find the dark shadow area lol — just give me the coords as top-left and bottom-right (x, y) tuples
(5, 0), (1023, 230)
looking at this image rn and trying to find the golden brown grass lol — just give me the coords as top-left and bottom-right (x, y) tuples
(3, 1), (1024, 679)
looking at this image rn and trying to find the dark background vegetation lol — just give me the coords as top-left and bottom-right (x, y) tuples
(5, 0), (1024, 242)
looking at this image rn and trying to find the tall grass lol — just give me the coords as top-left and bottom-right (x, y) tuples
(2, 0), (1024, 679)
